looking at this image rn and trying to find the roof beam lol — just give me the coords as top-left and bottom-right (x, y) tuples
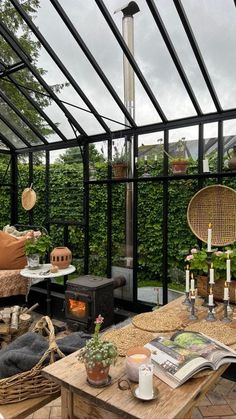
(146, 0), (202, 116)
(0, 132), (16, 151)
(10, 0), (111, 134)
(50, 0), (136, 129)
(15, 107), (236, 154)
(0, 61), (26, 77)
(95, 0), (167, 122)
(0, 112), (32, 148)
(0, 21), (87, 137)
(173, 0), (222, 113)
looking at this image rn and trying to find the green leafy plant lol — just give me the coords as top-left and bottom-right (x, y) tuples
(112, 144), (128, 164)
(185, 247), (236, 280)
(24, 234), (52, 257)
(78, 315), (118, 368)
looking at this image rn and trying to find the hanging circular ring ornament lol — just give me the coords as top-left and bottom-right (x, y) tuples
(21, 184), (37, 211)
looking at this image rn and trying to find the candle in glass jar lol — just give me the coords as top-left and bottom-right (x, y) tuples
(209, 264), (215, 284)
(226, 255), (231, 282)
(138, 364), (153, 399)
(224, 283), (229, 300)
(126, 348), (151, 382)
(185, 265), (190, 292)
(207, 223), (212, 252)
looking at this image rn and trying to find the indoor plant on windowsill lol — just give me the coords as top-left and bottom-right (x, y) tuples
(78, 314), (118, 386)
(166, 138), (190, 174)
(185, 247), (236, 302)
(25, 232), (52, 269)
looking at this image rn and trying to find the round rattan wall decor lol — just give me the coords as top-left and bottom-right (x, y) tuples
(187, 185), (236, 246)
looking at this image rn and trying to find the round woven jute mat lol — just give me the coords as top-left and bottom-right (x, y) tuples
(101, 324), (155, 357)
(132, 311), (185, 333)
(185, 320), (236, 346)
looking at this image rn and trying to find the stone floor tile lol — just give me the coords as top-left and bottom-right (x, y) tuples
(32, 406), (51, 419)
(50, 406), (61, 418)
(226, 401), (236, 414)
(192, 407), (204, 419)
(196, 395), (212, 406)
(199, 405), (234, 417)
(206, 390), (227, 405)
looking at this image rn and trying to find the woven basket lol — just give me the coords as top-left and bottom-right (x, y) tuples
(0, 316), (65, 404)
(187, 185), (236, 246)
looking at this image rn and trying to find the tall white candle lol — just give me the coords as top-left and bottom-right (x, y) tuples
(138, 364), (153, 399)
(226, 256), (231, 282)
(190, 277), (195, 291)
(209, 264), (215, 284)
(224, 284), (229, 301)
(154, 155), (157, 161)
(185, 266), (190, 292)
(207, 223), (212, 252)
(144, 156), (147, 161)
(208, 289), (214, 306)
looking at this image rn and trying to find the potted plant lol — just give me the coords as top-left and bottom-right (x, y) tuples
(78, 314), (118, 386)
(112, 144), (128, 179)
(185, 247), (236, 302)
(167, 138), (189, 174)
(25, 232), (52, 269)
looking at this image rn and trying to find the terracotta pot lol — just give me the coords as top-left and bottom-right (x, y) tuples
(50, 247), (72, 269)
(112, 163), (128, 179)
(197, 276), (236, 303)
(171, 160), (189, 175)
(85, 362), (110, 386)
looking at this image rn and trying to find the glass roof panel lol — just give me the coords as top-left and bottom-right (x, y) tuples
(154, 0), (216, 114)
(0, 97), (43, 146)
(0, 119), (27, 148)
(182, 0), (236, 110)
(0, 141), (10, 151)
(0, 76), (62, 144)
(106, 0), (197, 121)
(0, 36), (20, 66)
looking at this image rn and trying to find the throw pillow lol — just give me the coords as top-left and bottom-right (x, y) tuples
(0, 231), (27, 269)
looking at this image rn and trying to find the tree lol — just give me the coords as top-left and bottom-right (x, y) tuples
(56, 144), (105, 164)
(0, 0), (66, 155)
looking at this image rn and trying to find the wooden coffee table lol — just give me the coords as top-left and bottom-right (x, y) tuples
(42, 297), (233, 419)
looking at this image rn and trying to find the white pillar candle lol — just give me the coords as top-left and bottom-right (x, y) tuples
(209, 265), (215, 284)
(207, 223), (212, 252)
(185, 267), (190, 292)
(154, 155), (157, 161)
(224, 285), (229, 301)
(190, 278), (195, 291)
(226, 257), (231, 282)
(208, 293), (214, 306)
(138, 364), (153, 399)
(144, 156), (147, 161)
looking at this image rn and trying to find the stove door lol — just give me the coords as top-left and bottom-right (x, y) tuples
(65, 291), (91, 323)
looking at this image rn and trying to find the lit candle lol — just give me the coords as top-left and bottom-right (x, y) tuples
(185, 265), (190, 292)
(226, 255), (231, 283)
(191, 290), (195, 299)
(207, 223), (212, 252)
(144, 156), (147, 161)
(154, 155), (157, 161)
(135, 156), (138, 164)
(126, 348), (151, 382)
(208, 288), (214, 306)
(138, 364), (153, 399)
(190, 273), (195, 291)
(209, 263), (215, 284)
(224, 282), (229, 300)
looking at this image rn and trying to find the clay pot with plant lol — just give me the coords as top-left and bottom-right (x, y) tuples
(112, 144), (128, 179)
(78, 314), (118, 386)
(164, 138), (189, 175)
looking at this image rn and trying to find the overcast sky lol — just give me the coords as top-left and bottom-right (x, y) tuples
(26, 0), (236, 156)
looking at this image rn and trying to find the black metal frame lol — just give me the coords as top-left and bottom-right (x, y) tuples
(0, 1), (236, 312)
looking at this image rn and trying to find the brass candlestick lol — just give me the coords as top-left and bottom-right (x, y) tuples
(222, 299), (232, 323)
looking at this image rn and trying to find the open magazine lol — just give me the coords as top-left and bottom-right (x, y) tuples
(145, 331), (236, 388)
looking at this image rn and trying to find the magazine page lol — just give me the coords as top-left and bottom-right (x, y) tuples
(171, 331), (236, 366)
(145, 337), (210, 387)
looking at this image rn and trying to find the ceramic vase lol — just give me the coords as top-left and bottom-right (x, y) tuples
(50, 246), (72, 269)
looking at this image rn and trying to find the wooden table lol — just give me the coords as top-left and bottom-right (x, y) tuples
(42, 297), (233, 419)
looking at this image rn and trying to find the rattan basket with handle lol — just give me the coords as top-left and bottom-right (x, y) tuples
(0, 316), (65, 404)
(187, 185), (236, 246)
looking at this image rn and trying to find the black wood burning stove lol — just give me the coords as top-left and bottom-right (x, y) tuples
(65, 275), (114, 332)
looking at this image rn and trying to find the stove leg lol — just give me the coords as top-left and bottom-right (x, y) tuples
(46, 278), (52, 317)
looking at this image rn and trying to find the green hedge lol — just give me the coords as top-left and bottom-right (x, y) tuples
(0, 158), (235, 285)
